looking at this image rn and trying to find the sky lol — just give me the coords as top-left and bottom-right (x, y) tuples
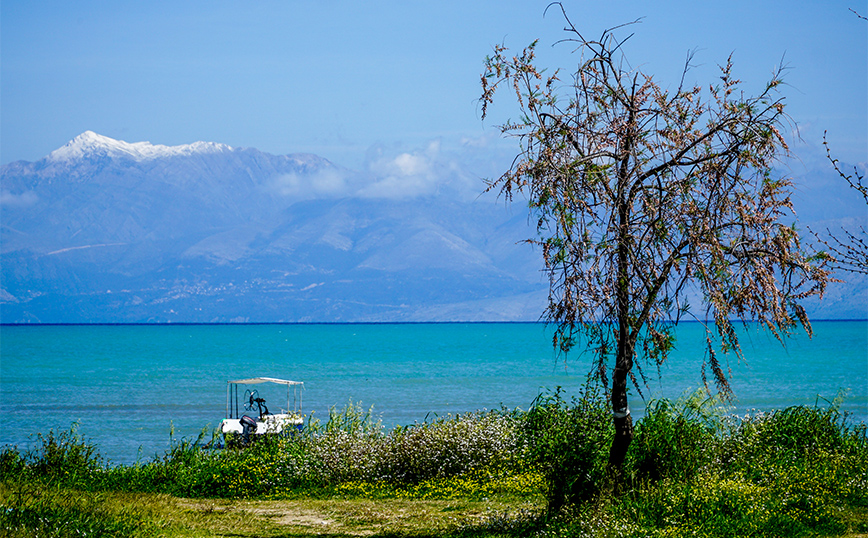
(2, 1), (866, 185)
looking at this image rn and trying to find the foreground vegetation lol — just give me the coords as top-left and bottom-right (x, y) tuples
(2, 390), (866, 537)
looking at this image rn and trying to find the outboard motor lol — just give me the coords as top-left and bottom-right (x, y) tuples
(240, 415), (258, 445)
(254, 398), (269, 418)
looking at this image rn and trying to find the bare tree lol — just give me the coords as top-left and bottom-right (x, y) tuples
(480, 4), (831, 473)
(815, 133), (868, 274)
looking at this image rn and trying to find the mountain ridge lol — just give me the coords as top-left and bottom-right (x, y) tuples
(1, 132), (547, 323)
(47, 130), (234, 163)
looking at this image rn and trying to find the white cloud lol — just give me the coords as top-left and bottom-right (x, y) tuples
(359, 142), (439, 199)
(358, 139), (479, 200)
(265, 137), (506, 202)
(268, 168), (352, 200)
(392, 152), (429, 177)
(459, 132), (499, 149)
(0, 190), (38, 207)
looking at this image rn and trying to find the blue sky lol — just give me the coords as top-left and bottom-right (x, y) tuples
(2, 0), (866, 178)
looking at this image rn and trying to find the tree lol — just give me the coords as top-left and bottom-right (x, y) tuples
(814, 133), (868, 274)
(480, 4), (831, 474)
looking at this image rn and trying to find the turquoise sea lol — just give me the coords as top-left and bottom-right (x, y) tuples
(1, 322), (866, 465)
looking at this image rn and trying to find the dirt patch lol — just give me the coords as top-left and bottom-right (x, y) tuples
(180, 499), (380, 535)
(174, 497), (540, 536)
(246, 507), (333, 526)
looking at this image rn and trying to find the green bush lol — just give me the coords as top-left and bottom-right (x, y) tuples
(297, 401), (385, 484)
(0, 424), (107, 489)
(602, 397), (868, 538)
(0, 446), (25, 478)
(626, 389), (726, 483)
(378, 409), (522, 483)
(93, 401), (525, 499)
(720, 402), (862, 478)
(522, 386), (613, 511)
(293, 402), (524, 488)
(101, 426), (219, 496)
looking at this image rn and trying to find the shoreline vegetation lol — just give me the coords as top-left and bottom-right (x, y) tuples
(1, 389), (866, 537)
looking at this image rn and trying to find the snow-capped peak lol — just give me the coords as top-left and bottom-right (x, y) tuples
(47, 131), (233, 162)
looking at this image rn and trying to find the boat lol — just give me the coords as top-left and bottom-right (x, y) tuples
(220, 377), (304, 445)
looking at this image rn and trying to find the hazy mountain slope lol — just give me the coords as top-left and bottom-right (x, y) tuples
(0, 132), (546, 322)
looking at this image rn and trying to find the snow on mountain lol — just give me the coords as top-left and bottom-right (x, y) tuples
(47, 131), (232, 163)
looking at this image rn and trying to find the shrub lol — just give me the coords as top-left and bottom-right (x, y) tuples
(0, 446), (25, 479)
(720, 399), (868, 484)
(610, 397), (868, 538)
(377, 409), (522, 483)
(299, 401), (385, 484)
(2, 397), (866, 536)
(0, 424), (107, 489)
(294, 402), (524, 488)
(626, 389), (727, 483)
(131, 402), (527, 498)
(522, 386), (613, 511)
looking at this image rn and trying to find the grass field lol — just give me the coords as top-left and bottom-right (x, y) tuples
(0, 483), (550, 537)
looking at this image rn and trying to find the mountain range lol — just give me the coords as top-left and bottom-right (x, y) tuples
(1, 132), (864, 323)
(0, 132), (547, 323)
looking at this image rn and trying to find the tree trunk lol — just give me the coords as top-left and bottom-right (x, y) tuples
(611, 105), (637, 474)
(609, 352), (634, 470)
(611, 162), (634, 472)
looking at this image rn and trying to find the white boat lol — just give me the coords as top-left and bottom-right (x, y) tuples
(220, 377), (304, 444)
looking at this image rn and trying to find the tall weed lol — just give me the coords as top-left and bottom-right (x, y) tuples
(0, 482), (143, 538)
(522, 386), (612, 511)
(720, 398), (867, 484)
(626, 389), (728, 483)
(0, 424), (106, 489)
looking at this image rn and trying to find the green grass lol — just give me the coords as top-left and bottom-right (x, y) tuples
(2, 393), (866, 537)
(0, 484), (545, 538)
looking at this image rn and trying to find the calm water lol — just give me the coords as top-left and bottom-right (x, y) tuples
(1, 322), (865, 465)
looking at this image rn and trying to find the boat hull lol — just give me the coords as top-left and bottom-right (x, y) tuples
(220, 413), (303, 435)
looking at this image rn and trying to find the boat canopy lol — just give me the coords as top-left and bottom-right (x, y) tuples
(226, 377), (304, 420)
(228, 377), (303, 386)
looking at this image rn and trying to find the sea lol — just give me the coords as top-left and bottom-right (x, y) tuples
(0, 321), (866, 465)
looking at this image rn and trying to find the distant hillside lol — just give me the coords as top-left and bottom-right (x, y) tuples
(0, 132), (547, 322)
